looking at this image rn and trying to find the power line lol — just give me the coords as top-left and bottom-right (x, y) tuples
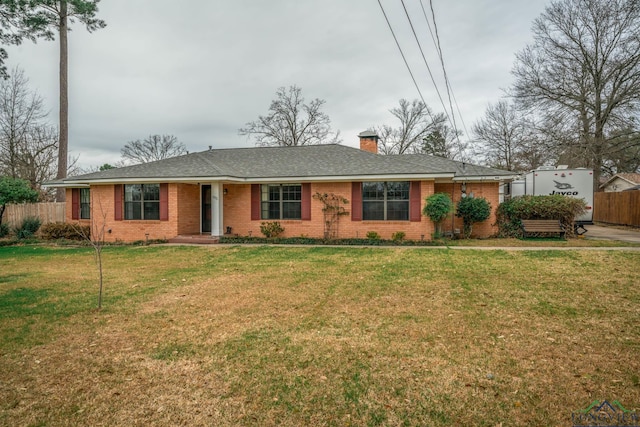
(420, 0), (470, 138)
(376, 0), (436, 123)
(399, 0), (455, 131)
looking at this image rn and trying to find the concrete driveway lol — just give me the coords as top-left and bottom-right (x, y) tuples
(584, 224), (640, 243)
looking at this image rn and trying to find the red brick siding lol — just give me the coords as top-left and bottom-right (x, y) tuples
(434, 182), (500, 238)
(66, 180), (500, 242)
(224, 181), (437, 241)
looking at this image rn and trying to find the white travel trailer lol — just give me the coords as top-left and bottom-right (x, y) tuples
(512, 166), (594, 230)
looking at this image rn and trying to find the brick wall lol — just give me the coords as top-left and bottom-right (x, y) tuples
(176, 184), (200, 235)
(224, 181), (437, 241)
(67, 180), (501, 242)
(434, 182), (500, 237)
(78, 184), (180, 242)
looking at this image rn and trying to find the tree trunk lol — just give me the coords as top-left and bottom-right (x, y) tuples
(56, 0), (68, 202)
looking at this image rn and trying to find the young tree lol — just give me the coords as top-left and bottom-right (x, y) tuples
(512, 0), (640, 185)
(73, 201), (107, 309)
(239, 85), (341, 146)
(120, 134), (187, 164)
(1, 0), (106, 201)
(0, 176), (38, 228)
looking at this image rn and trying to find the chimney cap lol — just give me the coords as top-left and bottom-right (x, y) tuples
(358, 130), (379, 139)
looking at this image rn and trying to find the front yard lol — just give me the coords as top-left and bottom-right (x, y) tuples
(0, 245), (638, 426)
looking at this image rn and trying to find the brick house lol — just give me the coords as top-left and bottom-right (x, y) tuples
(51, 132), (515, 242)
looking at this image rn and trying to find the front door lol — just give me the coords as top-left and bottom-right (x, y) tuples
(202, 185), (211, 233)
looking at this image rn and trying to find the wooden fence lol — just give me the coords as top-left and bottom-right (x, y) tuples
(3, 202), (66, 228)
(594, 191), (640, 227)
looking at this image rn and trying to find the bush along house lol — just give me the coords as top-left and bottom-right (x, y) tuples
(48, 131), (515, 243)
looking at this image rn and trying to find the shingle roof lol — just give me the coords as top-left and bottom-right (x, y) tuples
(396, 153), (515, 177)
(617, 173), (640, 184)
(54, 144), (513, 185)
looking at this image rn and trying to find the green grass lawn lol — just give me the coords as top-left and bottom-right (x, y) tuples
(0, 245), (639, 426)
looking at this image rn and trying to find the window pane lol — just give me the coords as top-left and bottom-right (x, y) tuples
(387, 182), (409, 200)
(80, 204), (90, 219)
(144, 201), (160, 220)
(387, 201), (409, 220)
(144, 184), (160, 201)
(261, 201), (271, 220)
(268, 202), (280, 219)
(80, 188), (90, 203)
(80, 188), (90, 219)
(282, 201), (301, 219)
(125, 184), (142, 202)
(268, 185), (280, 201)
(363, 201), (384, 220)
(282, 185), (301, 201)
(125, 202), (142, 220)
(363, 182), (384, 200)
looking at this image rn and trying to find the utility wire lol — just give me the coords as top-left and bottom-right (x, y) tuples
(399, 0), (455, 133)
(421, 0), (470, 138)
(376, 0), (436, 123)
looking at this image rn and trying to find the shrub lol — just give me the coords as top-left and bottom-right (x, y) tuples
(456, 197), (491, 238)
(260, 221), (284, 238)
(391, 231), (406, 242)
(13, 216), (41, 239)
(423, 193), (454, 237)
(0, 223), (9, 238)
(40, 222), (90, 240)
(366, 231), (381, 240)
(496, 195), (587, 237)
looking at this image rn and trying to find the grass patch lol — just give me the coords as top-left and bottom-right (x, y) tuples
(0, 245), (638, 426)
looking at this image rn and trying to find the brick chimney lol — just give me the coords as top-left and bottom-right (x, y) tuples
(358, 130), (379, 154)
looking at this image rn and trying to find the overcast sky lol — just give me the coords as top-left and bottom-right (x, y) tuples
(6, 0), (550, 168)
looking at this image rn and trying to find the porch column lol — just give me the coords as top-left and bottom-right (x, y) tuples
(211, 182), (224, 236)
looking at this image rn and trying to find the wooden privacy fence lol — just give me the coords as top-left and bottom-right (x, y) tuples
(3, 202), (66, 228)
(594, 191), (640, 227)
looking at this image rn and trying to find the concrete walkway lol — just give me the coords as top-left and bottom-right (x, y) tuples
(583, 224), (640, 243)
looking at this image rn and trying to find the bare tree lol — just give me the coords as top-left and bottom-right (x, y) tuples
(512, 0), (640, 184)
(120, 134), (187, 164)
(0, 67), (58, 196)
(0, 67), (46, 176)
(374, 99), (467, 159)
(18, 125), (58, 196)
(239, 85), (341, 146)
(375, 99), (441, 155)
(74, 201), (107, 309)
(0, 0), (106, 201)
(472, 100), (549, 171)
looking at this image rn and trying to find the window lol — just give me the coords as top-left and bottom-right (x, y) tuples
(362, 181), (409, 220)
(124, 184), (160, 220)
(261, 184), (301, 220)
(79, 188), (90, 219)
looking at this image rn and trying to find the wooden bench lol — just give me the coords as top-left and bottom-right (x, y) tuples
(521, 219), (566, 239)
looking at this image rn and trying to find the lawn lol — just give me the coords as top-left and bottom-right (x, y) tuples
(0, 245), (638, 426)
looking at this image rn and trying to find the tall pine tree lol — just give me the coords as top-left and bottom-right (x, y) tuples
(0, 0), (105, 201)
